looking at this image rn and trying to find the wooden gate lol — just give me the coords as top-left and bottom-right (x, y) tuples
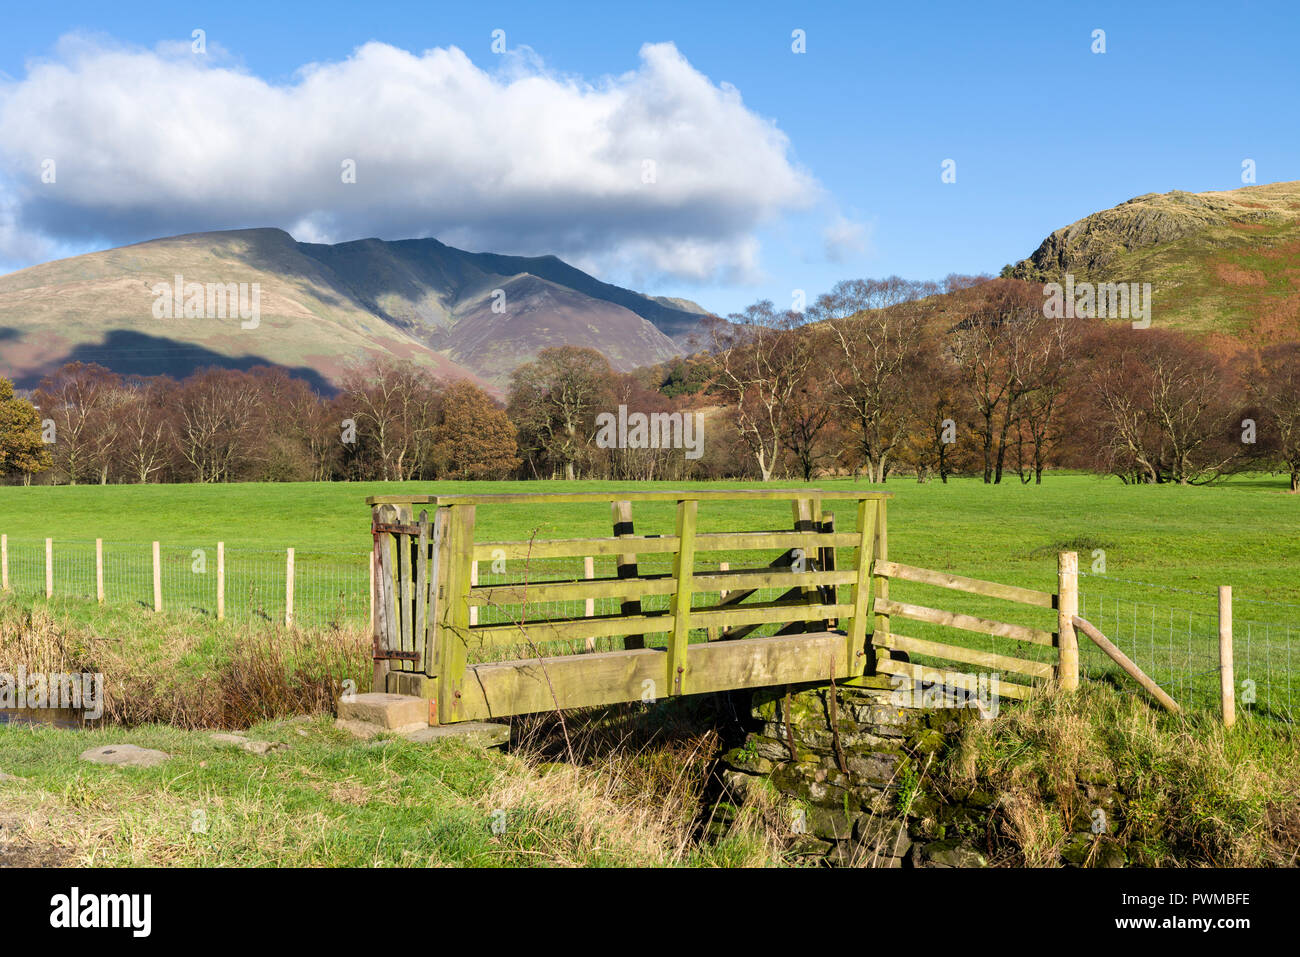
(368, 489), (1079, 725)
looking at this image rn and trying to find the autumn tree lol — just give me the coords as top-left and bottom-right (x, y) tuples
(0, 377), (52, 482)
(1247, 343), (1300, 492)
(432, 382), (520, 479)
(508, 346), (614, 480)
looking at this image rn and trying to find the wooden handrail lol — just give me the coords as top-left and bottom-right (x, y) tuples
(368, 489), (893, 506)
(873, 559), (1055, 608)
(1072, 615), (1181, 714)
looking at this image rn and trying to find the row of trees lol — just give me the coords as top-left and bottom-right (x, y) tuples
(3, 276), (1298, 488)
(705, 278), (1300, 488)
(0, 361), (520, 484)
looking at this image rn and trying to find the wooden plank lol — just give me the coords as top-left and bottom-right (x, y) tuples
(456, 630), (853, 720)
(612, 500), (644, 650)
(371, 510), (390, 693)
(1219, 585), (1235, 728)
(846, 498), (878, 677)
(414, 511), (429, 672)
(874, 560), (1055, 608)
(1073, 615), (1181, 713)
(872, 499), (889, 656)
(368, 490), (894, 506)
(423, 507), (448, 676)
(667, 499), (698, 695)
(875, 631), (1055, 679)
(470, 529), (858, 562)
(437, 504), (477, 723)
(875, 658), (1037, 701)
(874, 598), (1055, 646)
(466, 568), (856, 606)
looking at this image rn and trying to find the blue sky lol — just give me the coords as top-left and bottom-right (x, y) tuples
(0, 0), (1296, 315)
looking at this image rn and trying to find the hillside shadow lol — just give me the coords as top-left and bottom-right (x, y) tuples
(9, 329), (337, 395)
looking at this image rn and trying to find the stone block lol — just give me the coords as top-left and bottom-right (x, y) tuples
(337, 692), (427, 731)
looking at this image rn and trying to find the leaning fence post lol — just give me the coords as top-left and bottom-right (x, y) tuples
(1057, 551), (1079, 690)
(217, 542), (225, 621)
(1219, 585), (1236, 728)
(285, 547), (295, 628)
(46, 537), (53, 599)
(96, 538), (104, 603)
(152, 541), (162, 612)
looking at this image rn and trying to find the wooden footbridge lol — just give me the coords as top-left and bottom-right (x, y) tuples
(367, 490), (1090, 725)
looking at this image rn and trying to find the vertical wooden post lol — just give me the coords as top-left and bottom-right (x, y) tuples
(707, 560), (730, 642)
(847, 497), (880, 677)
(285, 547), (295, 627)
(152, 541), (162, 612)
(871, 499), (890, 653)
(368, 550), (374, 634)
(45, 538), (53, 598)
(791, 499), (819, 632)
(436, 504), (476, 724)
(612, 500), (644, 650)
(583, 555), (596, 652)
(414, 512), (429, 672)
(469, 560), (479, 626)
(423, 507), (449, 681)
(1219, 585), (1235, 728)
(216, 542), (225, 621)
(1057, 551), (1079, 691)
(95, 538), (104, 603)
(1, 533), (7, 592)
(667, 499), (698, 696)
(371, 508), (391, 694)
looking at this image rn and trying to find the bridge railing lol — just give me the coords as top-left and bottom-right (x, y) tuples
(367, 490), (889, 723)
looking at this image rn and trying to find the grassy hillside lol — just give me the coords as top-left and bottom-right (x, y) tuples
(0, 227), (698, 391)
(1008, 180), (1300, 343)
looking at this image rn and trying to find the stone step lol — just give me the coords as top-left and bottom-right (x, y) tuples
(335, 692), (507, 747)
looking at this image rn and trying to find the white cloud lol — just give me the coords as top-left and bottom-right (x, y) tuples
(822, 212), (872, 263)
(0, 35), (819, 283)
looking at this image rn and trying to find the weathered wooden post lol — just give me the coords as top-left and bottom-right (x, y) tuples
(872, 499), (890, 652)
(436, 504), (476, 724)
(46, 538), (53, 599)
(96, 539), (104, 604)
(667, 499), (698, 696)
(285, 547), (295, 627)
(1, 534), (7, 592)
(217, 542), (225, 621)
(368, 550), (375, 634)
(1057, 551), (1079, 690)
(613, 500), (644, 650)
(583, 555), (596, 651)
(152, 541), (162, 612)
(847, 496), (880, 676)
(469, 560), (479, 626)
(1219, 585), (1235, 728)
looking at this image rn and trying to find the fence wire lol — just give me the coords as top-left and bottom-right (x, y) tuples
(1079, 572), (1296, 723)
(2, 537), (370, 631)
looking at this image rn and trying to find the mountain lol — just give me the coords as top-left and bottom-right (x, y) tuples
(0, 228), (705, 392)
(1006, 180), (1300, 342)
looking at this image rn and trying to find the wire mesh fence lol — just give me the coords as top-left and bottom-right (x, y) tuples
(1, 536), (370, 631)
(1079, 572), (1297, 723)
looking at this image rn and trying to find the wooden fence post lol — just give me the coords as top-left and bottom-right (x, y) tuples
(45, 538), (53, 598)
(871, 499), (890, 653)
(368, 550), (374, 634)
(1, 533), (7, 592)
(285, 547), (295, 627)
(217, 542), (225, 621)
(1057, 551), (1079, 690)
(667, 499), (698, 696)
(583, 555), (596, 651)
(1219, 585), (1235, 728)
(847, 497), (879, 676)
(612, 500), (644, 650)
(436, 504), (476, 724)
(152, 541), (162, 612)
(469, 560), (479, 626)
(96, 539), (104, 603)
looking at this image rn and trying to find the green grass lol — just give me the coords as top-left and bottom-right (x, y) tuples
(2, 473), (1297, 716)
(0, 714), (776, 867)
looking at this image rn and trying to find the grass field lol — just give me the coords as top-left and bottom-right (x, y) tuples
(2, 472), (1298, 717)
